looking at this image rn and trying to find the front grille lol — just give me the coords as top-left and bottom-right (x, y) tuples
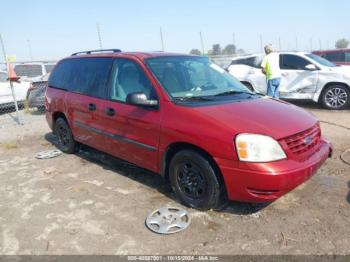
(282, 124), (321, 155)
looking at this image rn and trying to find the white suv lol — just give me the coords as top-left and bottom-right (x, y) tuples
(227, 52), (350, 109)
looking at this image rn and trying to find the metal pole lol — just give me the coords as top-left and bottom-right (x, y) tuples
(200, 32), (205, 55)
(9, 80), (20, 124)
(1, 34), (21, 124)
(319, 39), (322, 50)
(310, 38), (313, 51)
(160, 27), (164, 51)
(232, 33), (236, 51)
(295, 36), (298, 51)
(96, 23), (103, 49)
(278, 37), (281, 51)
(27, 39), (33, 60)
(259, 34), (263, 52)
(0, 34), (6, 64)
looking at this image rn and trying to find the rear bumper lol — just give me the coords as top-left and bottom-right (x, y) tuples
(216, 139), (332, 202)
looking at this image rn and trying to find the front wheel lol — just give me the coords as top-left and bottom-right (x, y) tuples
(169, 150), (222, 210)
(321, 85), (350, 110)
(54, 118), (76, 153)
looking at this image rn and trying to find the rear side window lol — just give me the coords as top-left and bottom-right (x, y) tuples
(44, 64), (55, 73)
(324, 52), (345, 62)
(48, 57), (113, 98)
(280, 54), (309, 70)
(346, 52), (350, 62)
(230, 57), (262, 68)
(0, 72), (7, 82)
(14, 64), (43, 77)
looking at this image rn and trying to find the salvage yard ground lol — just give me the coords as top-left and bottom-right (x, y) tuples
(0, 102), (349, 255)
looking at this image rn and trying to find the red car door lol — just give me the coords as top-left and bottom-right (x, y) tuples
(64, 57), (114, 152)
(101, 58), (161, 173)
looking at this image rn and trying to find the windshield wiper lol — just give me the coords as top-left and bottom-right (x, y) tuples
(174, 96), (213, 102)
(213, 90), (253, 96)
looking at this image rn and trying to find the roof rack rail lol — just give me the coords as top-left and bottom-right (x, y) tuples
(71, 49), (122, 56)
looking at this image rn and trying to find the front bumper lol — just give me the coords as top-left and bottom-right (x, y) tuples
(216, 139), (332, 202)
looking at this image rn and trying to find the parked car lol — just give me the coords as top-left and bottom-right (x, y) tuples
(14, 62), (55, 82)
(45, 49), (332, 210)
(313, 49), (350, 66)
(26, 73), (50, 111)
(0, 70), (31, 108)
(227, 52), (350, 110)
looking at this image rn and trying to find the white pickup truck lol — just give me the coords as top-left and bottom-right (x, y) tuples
(0, 70), (31, 108)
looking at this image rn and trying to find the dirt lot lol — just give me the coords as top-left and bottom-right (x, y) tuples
(0, 102), (349, 255)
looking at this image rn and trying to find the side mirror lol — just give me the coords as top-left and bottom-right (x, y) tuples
(126, 92), (158, 108)
(305, 64), (318, 71)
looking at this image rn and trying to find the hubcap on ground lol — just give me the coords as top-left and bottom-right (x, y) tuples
(145, 207), (191, 234)
(325, 87), (348, 108)
(177, 162), (207, 199)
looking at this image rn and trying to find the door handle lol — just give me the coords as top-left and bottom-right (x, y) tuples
(88, 103), (96, 111)
(105, 107), (115, 116)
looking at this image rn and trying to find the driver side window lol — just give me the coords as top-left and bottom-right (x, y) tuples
(110, 59), (156, 102)
(280, 54), (310, 70)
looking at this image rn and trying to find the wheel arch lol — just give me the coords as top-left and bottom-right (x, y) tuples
(161, 142), (227, 198)
(319, 82), (350, 102)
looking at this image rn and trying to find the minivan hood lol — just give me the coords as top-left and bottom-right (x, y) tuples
(193, 98), (317, 140)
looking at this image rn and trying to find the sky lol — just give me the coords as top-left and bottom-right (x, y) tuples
(0, 0), (349, 61)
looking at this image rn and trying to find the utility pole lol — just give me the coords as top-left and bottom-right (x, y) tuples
(27, 39), (33, 61)
(232, 33), (236, 47)
(309, 38), (313, 51)
(259, 34), (263, 52)
(0, 34), (20, 124)
(199, 32), (205, 55)
(278, 37), (281, 51)
(160, 27), (165, 51)
(96, 23), (103, 49)
(295, 36), (298, 51)
(0, 34), (6, 64)
(319, 39), (322, 50)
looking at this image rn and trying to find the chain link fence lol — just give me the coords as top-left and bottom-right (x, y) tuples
(0, 61), (53, 127)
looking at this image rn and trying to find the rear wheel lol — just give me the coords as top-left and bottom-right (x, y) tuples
(169, 150), (222, 210)
(321, 85), (350, 110)
(54, 118), (76, 153)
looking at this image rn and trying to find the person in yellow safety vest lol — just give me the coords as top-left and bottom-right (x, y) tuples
(261, 44), (281, 98)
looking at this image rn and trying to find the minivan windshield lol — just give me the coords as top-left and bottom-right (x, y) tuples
(306, 54), (336, 68)
(145, 56), (253, 100)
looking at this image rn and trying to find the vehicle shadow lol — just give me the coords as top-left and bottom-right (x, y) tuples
(347, 181), (350, 204)
(44, 132), (269, 215)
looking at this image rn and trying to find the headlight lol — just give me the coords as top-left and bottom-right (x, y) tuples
(235, 134), (286, 162)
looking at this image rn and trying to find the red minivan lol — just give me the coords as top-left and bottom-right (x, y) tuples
(313, 49), (350, 66)
(45, 49), (332, 210)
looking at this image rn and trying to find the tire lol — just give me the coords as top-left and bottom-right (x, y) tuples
(320, 84), (350, 110)
(169, 150), (222, 210)
(54, 118), (76, 154)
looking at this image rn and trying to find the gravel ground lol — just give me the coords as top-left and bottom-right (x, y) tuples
(0, 103), (349, 255)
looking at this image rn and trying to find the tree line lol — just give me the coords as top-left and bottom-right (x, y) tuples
(190, 38), (349, 56)
(190, 44), (245, 56)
